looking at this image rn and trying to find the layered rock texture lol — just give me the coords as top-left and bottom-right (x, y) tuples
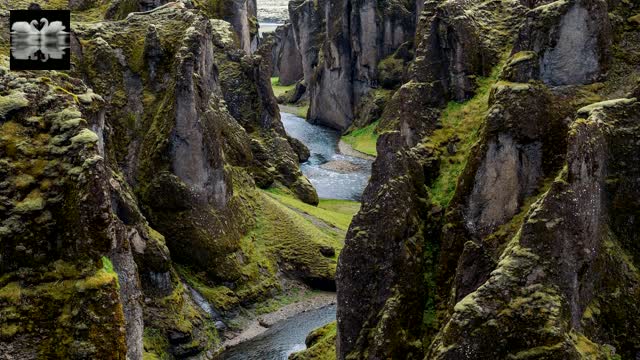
(337, 0), (640, 359)
(269, 22), (303, 86)
(0, 1), (340, 359)
(278, 0), (418, 130)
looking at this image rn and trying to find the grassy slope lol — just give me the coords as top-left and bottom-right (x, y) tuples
(341, 121), (379, 157)
(179, 189), (355, 315)
(271, 77), (296, 97)
(426, 66), (502, 207)
(272, 77), (309, 118)
(266, 188), (360, 231)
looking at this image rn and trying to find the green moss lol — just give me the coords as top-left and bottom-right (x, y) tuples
(271, 77), (297, 98)
(0, 282), (22, 305)
(14, 189), (45, 213)
(290, 322), (337, 360)
(0, 91), (29, 119)
(508, 51), (536, 65)
(342, 121), (379, 157)
(143, 327), (170, 360)
(180, 188), (342, 314)
(75, 264), (118, 292)
(70, 128), (99, 145)
(253, 287), (317, 315)
(577, 98), (637, 116)
(427, 63), (503, 207)
(0, 323), (20, 338)
(377, 56), (405, 89)
(280, 103), (310, 119)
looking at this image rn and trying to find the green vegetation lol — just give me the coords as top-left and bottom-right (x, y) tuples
(143, 327), (170, 360)
(342, 121), (379, 157)
(254, 287), (318, 315)
(426, 66), (502, 207)
(272, 77), (309, 118)
(266, 188), (360, 231)
(0, 91), (29, 119)
(271, 77), (296, 98)
(290, 322), (337, 360)
(280, 103), (309, 118)
(180, 190), (343, 314)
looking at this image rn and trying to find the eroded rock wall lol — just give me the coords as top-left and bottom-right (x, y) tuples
(0, 1), (328, 359)
(288, 0), (417, 131)
(337, 0), (640, 358)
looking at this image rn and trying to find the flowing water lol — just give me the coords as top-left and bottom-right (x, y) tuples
(221, 305), (337, 360)
(218, 112), (372, 358)
(281, 112), (372, 201)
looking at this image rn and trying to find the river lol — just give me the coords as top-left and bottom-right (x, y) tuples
(281, 112), (372, 201)
(221, 305), (336, 360)
(218, 112), (371, 358)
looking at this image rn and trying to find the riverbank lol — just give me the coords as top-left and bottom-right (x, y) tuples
(221, 291), (337, 349)
(338, 140), (376, 161)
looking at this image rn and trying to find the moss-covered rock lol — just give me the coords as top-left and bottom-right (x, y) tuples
(336, 0), (640, 358)
(290, 322), (337, 360)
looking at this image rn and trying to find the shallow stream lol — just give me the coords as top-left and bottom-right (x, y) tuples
(220, 305), (336, 360)
(281, 112), (372, 201)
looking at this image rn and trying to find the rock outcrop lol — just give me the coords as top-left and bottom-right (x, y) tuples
(0, 1), (335, 359)
(288, 0), (417, 130)
(105, 0), (259, 54)
(337, 0), (640, 359)
(270, 23), (303, 86)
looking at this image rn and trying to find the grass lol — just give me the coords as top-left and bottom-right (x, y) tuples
(341, 121), (379, 157)
(265, 188), (360, 231)
(426, 64), (503, 207)
(272, 77), (309, 118)
(280, 103), (309, 119)
(253, 287), (318, 315)
(179, 190), (343, 314)
(271, 77), (296, 98)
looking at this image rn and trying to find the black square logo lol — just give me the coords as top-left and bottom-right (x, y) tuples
(10, 10), (71, 70)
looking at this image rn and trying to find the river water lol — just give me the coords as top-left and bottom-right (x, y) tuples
(221, 305), (336, 360)
(218, 112), (371, 358)
(282, 112), (372, 201)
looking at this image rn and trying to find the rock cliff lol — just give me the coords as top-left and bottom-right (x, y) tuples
(285, 0), (418, 130)
(269, 22), (303, 86)
(0, 1), (338, 359)
(337, 0), (640, 359)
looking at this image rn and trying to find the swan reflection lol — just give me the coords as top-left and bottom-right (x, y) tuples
(11, 33), (69, 62)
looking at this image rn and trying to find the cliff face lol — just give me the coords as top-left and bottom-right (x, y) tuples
(0, 1), (337, 359)
(270, 23), (303, 86)
(107, 0), (259, 53)
(287, 0), (417, 130)
(337, 0), (640, 359)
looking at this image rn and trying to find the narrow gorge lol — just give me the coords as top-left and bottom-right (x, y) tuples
(0, 0), (639, 359)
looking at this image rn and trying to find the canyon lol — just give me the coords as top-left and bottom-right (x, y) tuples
(0, 0), (639, 359)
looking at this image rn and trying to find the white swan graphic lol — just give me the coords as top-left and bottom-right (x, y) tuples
(11, 20), (40, 34)
(10, 45), (40, 60)
(40, 18), (69, 36)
